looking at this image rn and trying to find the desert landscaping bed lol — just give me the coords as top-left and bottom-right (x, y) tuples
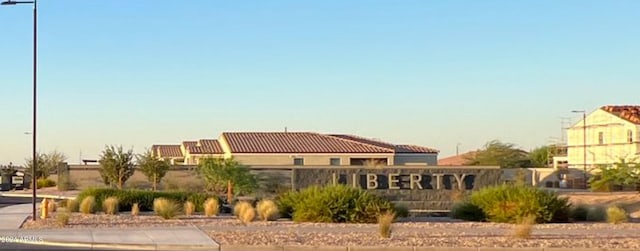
(21, 212), (640, 249)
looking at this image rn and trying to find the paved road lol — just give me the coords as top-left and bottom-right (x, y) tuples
(0, 196), (41, 208)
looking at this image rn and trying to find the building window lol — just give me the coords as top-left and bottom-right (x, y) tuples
(628, 130), (634, 143)
(330, 158), (341, 166)
(598, 132), (604, 145)
(293, 158), (304, 166)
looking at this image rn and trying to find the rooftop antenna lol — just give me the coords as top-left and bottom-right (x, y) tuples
(456, 143), (461, 155)
(559, 117), (571, 143)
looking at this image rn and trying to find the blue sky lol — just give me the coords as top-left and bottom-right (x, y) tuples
(1, 1), (638, 164)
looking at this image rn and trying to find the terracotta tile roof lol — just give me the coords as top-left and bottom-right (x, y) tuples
(395, 145), (439, 154)
(329, 134), (439, 153)
(188, 139), (224, 154)
(602, 105), (640, 124)
(438, 151), (477, 166)
(222, 132), (394, 153)
(152, 145), (183, 158)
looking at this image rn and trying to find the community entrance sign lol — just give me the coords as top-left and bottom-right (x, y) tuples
(292, 166), (503, 211)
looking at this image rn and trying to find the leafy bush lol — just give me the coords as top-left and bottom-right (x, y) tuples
(586, 206), (606, 222)
(102, 196), (119, 215)
(204, 198), (220, 217)
(469, 184), (570, 223)
(80, 196), (96, 214)
(277, 185), (395, 223)
(256, 199), (279, 221)
(153, 198), (180, 219)
(378, 212), (395, 238)
(36, 178), (56, 189)
(184, 201), (195, 216)
(606, 206), (628, 224)
(393, 204), (410, 218)
(76, 188), (219, 213)
(451, 202), (485, 222)
(569, 205), (589, 222)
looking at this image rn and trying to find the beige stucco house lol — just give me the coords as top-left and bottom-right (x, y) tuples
(567, 105), (640, 170)
(152, 132), (438, 166)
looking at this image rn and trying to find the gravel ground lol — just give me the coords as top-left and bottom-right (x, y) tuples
(21, 212), (640, 248)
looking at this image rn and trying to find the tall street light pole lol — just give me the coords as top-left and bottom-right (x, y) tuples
(572, 110), (587, 189)
(1, 0), (37, 221)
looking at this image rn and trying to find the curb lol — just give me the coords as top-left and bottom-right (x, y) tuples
(0, 193), (76, 200)
(19, 240), (217, 251)
(218, 245), (640, 251)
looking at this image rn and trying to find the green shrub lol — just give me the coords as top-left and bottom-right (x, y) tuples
(393, 204), (410, 218)
(153, 198), (180, 219)
(278, 185), (395, 223)
(451, 201), (485, 222)
(469, 184), (570, 223)
(586, 206), (606, 222)
(276, 190), (301, 219)
(569, 205), (589, 222)
(76, 188), (219, 213)
(102, 196), (119, 215)
(36, 178), (56, 189)
(606, 206), (628, 224)
(79, 196), (95, 214)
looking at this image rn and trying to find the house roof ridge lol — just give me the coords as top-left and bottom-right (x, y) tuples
(323, 134), (396, 152)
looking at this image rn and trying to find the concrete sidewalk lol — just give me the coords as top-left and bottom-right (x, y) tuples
(0, 204), (219, 250)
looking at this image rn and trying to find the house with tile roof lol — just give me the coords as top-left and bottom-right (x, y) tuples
(152, 132), (438, 166)
(567, 105), (640, 170)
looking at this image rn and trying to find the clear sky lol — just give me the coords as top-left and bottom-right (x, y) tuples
(0, 1), (638, 165)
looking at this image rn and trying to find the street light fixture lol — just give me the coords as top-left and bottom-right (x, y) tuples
(572, 110), (587, 189)
(2, 0), (37, 221)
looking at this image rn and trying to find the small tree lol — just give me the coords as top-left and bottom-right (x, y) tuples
(465, 140), (533, 168)
(98, 145), (135, 189)
(137, 150), (170, 191)
(25, 151), (67, 179)
(590, 158), (639, 191)
(197, 157), (257, 196)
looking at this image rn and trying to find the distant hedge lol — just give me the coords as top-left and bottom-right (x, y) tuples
(76, 188), (221, 212)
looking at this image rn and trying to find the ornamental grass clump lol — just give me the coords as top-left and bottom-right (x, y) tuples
(606, 205), (628, 224)
(184, 201), (195, 216)
(234, 201), (255, 224)
(102, 196), (119, 215)
(204, 198), (220, 217)
(512, 214), (536, 239)
(378, 211), (395, 238)
(131, 203), (140, 216)
(79, 196), (95, 214)
(153, 198), (180, 220)
(66, 199), (79, 213)
(256, 199), (279, 221)
(56, 211), (70, 226)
